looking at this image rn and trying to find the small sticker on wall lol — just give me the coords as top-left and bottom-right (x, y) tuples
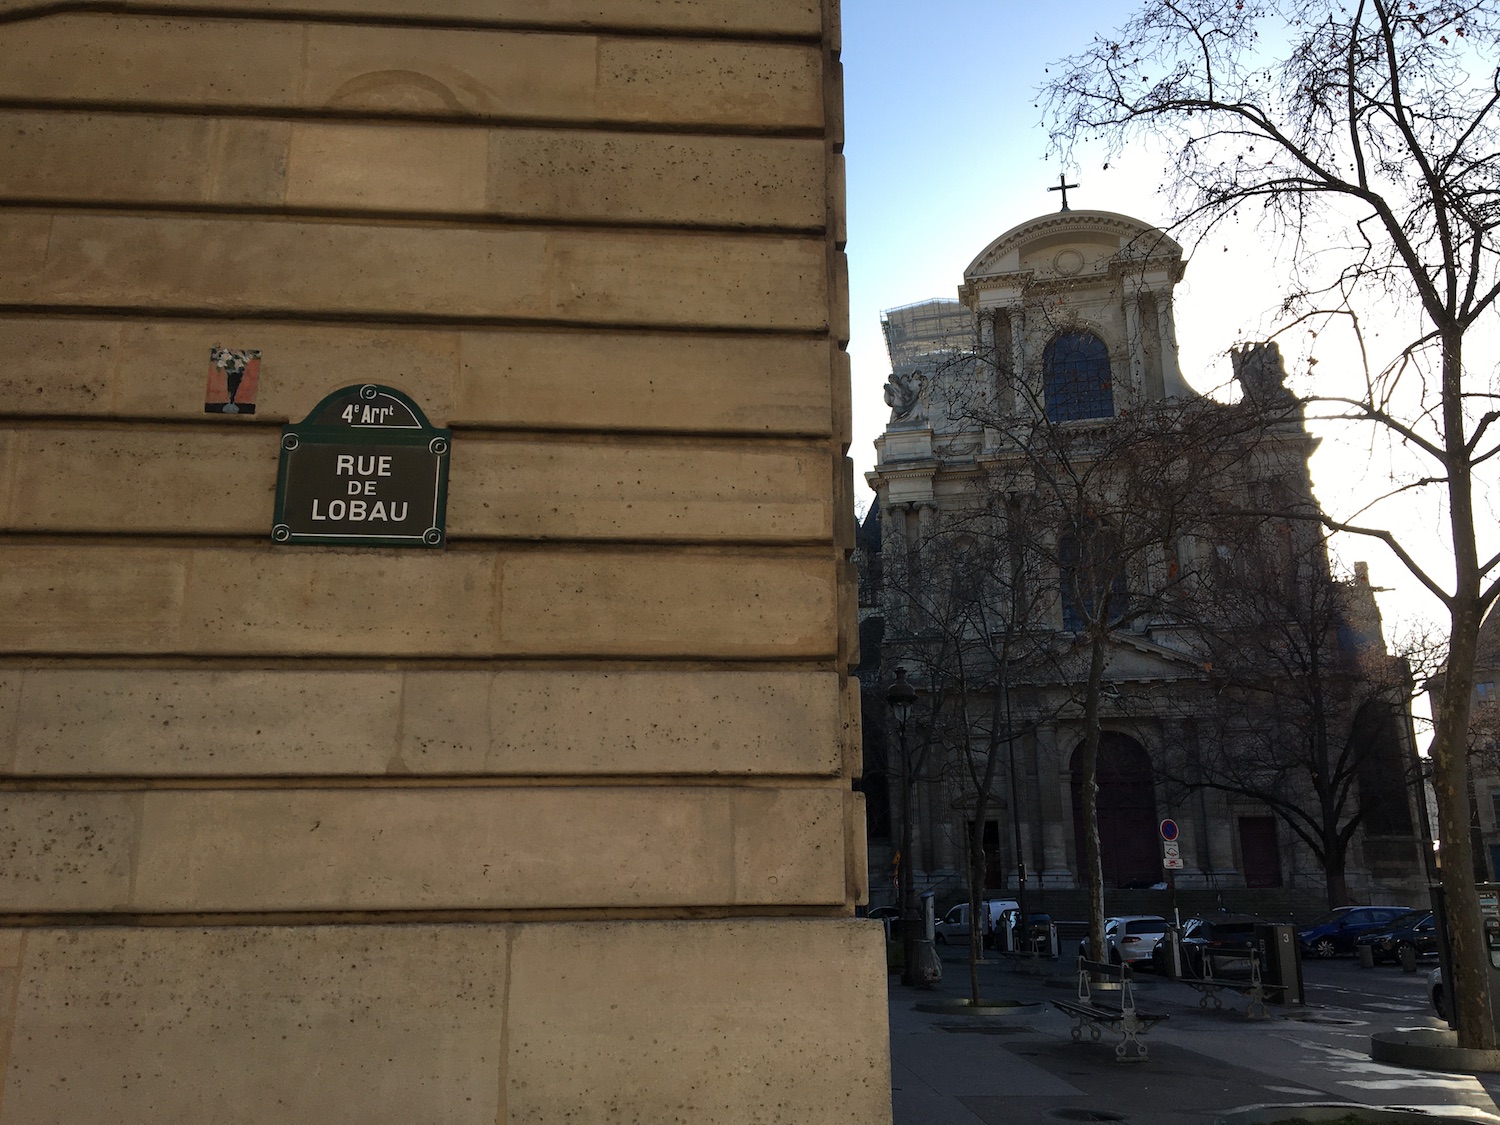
(206, 346), (261, 414)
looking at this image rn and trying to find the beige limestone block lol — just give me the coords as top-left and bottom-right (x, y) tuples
(0, 427), (830, 540)
(0, 427), (279, 534)
(0, 215), (49, 280)
(5, 669), (405, 776)
(400, 668), (844, 776)
(450, 437), (832, 540)
(454, 330), (833, 434)
(0, 317), (834, 433)
(0, 670), (18, 773)
(594, 38), (823, 127)
(0, 792), (139, 911)
(0, 111), (216, 203)
(0, 545), (494, 656)
(0, 667), (841, 777)
(543, 231), (826, 329)
(0, 112), (291, 208)
(832, 344), (854, 447)
(285, 121), (489, 213)
(119, 785), (842, 910)
(0, 545), (834, 658)
(0, 17), (304, 107)
(0, 213), (551, 320)
(0, 0), (823, 34)
(1, 925), (510, 1125)
(0, 110), (825, 227)
(0, 548), (190, 652)
(485, 130), (825, 227)
(0, 319), (121, 414)
(732, 786), (846, 903)
(207, 119), (294, 206)
(303, 24), (598, 119)
(829, 150), (849, 247)
(0, 213), (825, 329)
(0, 16), (822, 128)
(842, 673), (863, 779)
(846, 790), (870, 904)
(505, 920), (891, 1124)
(0, 316), (836, 428)
(498, 551), (837, 658)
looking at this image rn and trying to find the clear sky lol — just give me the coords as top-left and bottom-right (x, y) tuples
(840, 0), (1448, 645)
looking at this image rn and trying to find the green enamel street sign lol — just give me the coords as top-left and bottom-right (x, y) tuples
(272, 384), (450, 548)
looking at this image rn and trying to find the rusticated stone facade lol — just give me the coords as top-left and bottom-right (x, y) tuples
(0, 3), (888, 1121)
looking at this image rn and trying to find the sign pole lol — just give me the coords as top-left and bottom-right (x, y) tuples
(1160, 818), (1182, 978)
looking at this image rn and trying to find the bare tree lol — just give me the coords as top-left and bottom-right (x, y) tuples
(882, 499), (1055, 1002)
(1164, 520), (1434, 912)
(1043, 0), (1500, 1047)
(1006, 395), (1272, 965)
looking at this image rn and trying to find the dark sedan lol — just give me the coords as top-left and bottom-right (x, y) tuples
(1151, 914), (1262, 978)
(1298, 905), (1413, 959)
(1356, 910), (1438, 964)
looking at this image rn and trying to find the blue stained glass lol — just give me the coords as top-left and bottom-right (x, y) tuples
(1044, 331), (1114, 422)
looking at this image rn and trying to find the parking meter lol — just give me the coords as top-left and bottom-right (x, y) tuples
(913, 892), (942, 986)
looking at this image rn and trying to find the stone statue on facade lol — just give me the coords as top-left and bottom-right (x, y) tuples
(1231, 342), (1295, 409)
(884, 368), (926, 424)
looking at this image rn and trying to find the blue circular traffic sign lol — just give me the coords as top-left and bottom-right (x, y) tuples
(1159, 818), (1179, 842)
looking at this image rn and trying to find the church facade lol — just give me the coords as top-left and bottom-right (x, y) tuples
(860, 208), (1429, 912)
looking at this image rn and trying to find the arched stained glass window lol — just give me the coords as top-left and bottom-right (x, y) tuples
(1043, 331), (1113, 422)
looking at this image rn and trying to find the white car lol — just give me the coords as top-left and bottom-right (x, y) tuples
(934, 899), (1019, 945)
(1079, 915), (1170, 965)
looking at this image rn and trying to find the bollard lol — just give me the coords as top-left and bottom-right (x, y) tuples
(1358, 944), (1375, 968)
(1400, 944), (1418, 973)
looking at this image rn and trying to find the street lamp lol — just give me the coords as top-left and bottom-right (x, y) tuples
(886, 667), (918, 985)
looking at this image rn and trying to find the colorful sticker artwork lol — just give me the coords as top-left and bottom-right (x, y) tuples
(206, 346), (261, 414)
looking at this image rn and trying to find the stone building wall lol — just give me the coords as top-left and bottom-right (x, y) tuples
(0, 2), (889, 1121)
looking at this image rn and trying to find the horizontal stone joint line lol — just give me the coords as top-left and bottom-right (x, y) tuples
(0, 304), (834, 339)
(0, 533), (834, 559)
(0, 654), (838, 671)
(0, 97), (827, 139)
(0, 1), (824, 45)
(0, 196), (829, 239)
(0, 905), (852, 928)
(0, 528), (836, 550)
(0, 414), (836, 442)
(0, 774), (846, 790)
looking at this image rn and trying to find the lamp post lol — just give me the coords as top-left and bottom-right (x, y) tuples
(886, 667), (918, 985)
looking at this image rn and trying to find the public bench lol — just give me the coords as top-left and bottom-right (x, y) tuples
(1179, 944), (1284, 1020)
(1051, 957), (1166, 1061)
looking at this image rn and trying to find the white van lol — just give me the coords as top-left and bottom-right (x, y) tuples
(934, 899), (1019, 946)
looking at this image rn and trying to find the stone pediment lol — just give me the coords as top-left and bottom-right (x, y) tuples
(1028, 629), (1207, 688)
(962, 209), (1183, 288)
(1103, 631), (1208, 681)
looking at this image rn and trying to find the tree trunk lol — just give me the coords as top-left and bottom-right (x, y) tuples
(899, 723), (918, 988)
(968, 820), (985, 1004)
(1082, 631), (1109, 964)
(1323, 847), (1350, 911)
(1434, 327), (1493, 1048)
(1434, 596), (1492, 1047)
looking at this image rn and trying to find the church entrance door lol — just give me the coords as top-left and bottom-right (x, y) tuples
(1071, 733), (1161, 888)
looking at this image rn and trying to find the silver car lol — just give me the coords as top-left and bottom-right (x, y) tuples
(1079, 915), (1169, 965)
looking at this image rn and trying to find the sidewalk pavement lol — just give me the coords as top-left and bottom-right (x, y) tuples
(889, 949), (1500, 1125)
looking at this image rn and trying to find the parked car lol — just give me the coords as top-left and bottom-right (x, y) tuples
(934, 899), (1019, 946)
(1355, 910), (1435, 964)
(1298, 905), (1414, 958)
(1000, 909), (1055, 953)
(1077, 916), (1169, 965)
(1151, 914), (1262, 978)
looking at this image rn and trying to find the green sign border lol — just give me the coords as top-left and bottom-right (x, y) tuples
(272, 384), (451, 548)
